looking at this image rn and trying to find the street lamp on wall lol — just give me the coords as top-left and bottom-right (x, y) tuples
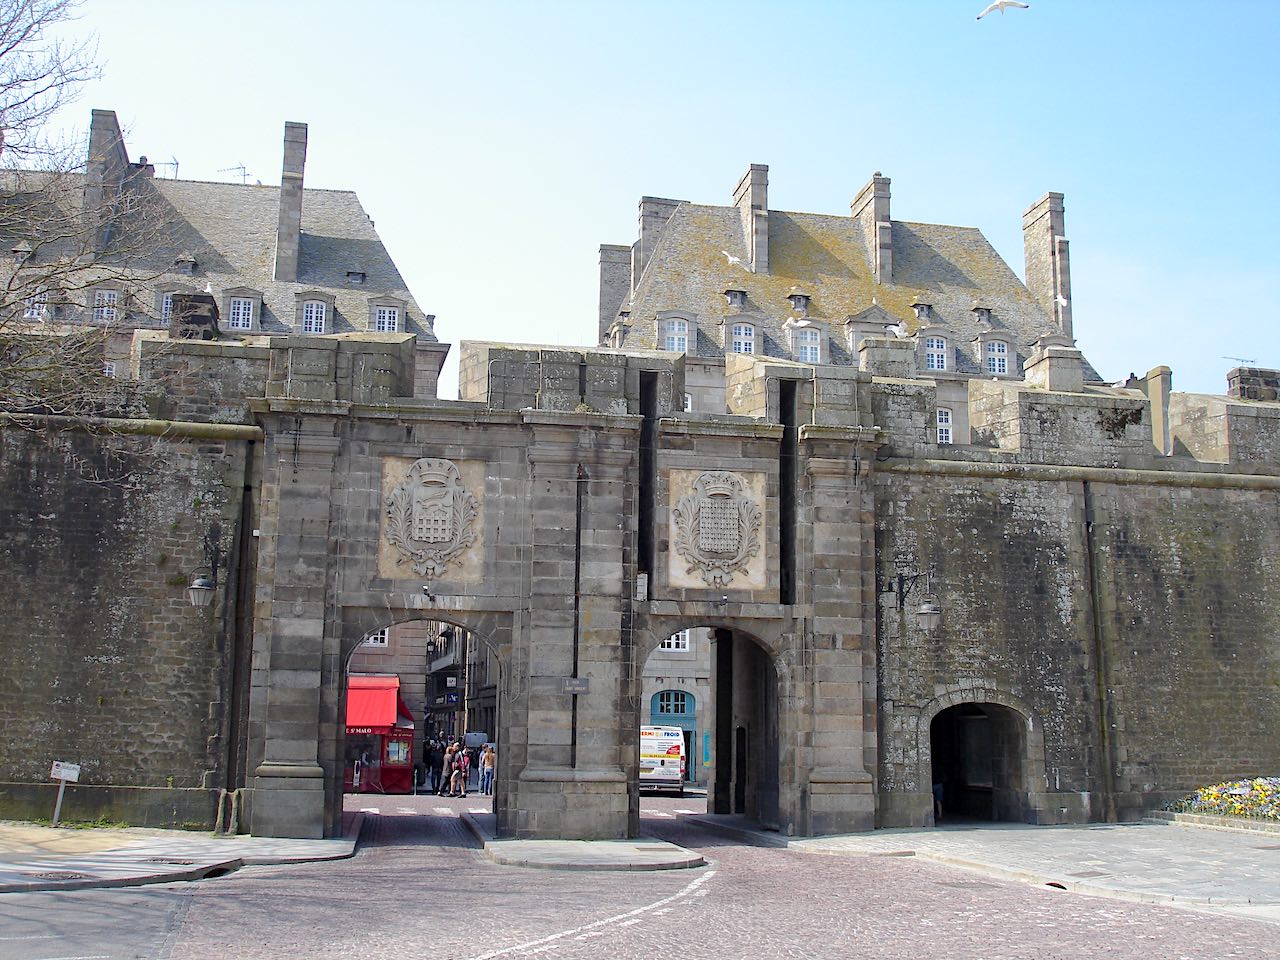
(886, 564), (942, 632)
(186, 524), (225, 610)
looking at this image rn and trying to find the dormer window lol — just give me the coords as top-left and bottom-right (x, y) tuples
(369, 297), (406, 333)
(787, 290), (811, 316)
(173, 252), (197, 275)
(985, 339), (1009, 375)
(294, 291), (336, 334)
(219, 287), (261, 332)
(724, 289), (747, 310)
(730, 322), (755, 355)
(23, 289), (48, 320)
(12, 241), (32, 265)
(913, 302), (932, 323)
(302, 300), (327, 333)
(662, 317), (689, 352)
(792, 327), (822, 363)
(924, 335), (948, 371)
(972, 305), (992, 327)
(92, 288), (119, 324)
(346, 271), (366, 285)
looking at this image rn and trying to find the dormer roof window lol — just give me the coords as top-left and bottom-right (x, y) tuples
(11, 241), (32, 265)
(972, 304), (992, 327)
(912, 301), (932, 323)
(787, 288), (811, 316)
(174, 252), (197, 275)
(346, 270), (366, 284)
(724, 288), (747, 310)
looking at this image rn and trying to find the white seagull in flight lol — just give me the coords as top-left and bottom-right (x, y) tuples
(977, 0), (1029, 19)
(721, 250), (746, 267)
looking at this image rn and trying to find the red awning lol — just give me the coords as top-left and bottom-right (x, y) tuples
(346, 676), (415, 734)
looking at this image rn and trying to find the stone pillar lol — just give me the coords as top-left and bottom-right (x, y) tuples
(732, 164), (769, 274)
(514, 413), (636, 838)
(248, 417), (338, 839)
(797, 437), (877, 834)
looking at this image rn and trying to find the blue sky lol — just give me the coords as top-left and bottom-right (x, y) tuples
(57, 0), (1279, 397)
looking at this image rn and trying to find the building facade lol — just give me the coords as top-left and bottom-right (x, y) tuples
(1, 153), (1276, 841)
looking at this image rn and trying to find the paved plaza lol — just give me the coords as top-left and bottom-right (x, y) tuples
(0, 796), (1275, 959)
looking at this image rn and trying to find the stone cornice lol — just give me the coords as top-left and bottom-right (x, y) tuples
(0, 412), (262, 441)
(880, 457), (1280, 489)
(659, 417), (784, 440)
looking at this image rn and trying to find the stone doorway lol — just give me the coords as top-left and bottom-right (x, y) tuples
(929, 702), (1030, 823)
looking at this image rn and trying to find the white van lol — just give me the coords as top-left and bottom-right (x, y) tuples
(639, 725), (686, 795)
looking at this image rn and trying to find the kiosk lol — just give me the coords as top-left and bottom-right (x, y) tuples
(344, 674), (416, 793)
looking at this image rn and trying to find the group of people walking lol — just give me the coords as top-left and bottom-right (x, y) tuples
(419, 740), (496, 797)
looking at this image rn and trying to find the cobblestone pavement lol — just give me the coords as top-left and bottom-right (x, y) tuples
(0, 794), (1276, 960)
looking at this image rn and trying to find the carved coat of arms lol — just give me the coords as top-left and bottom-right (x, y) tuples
(672, 471), (762, 587)
(385, 459), (479, 578)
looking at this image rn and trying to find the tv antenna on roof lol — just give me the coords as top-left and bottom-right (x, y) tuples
(154, 156), (179, 179)
(1222, 356), (1257, 364)
(217, 163), (253, 184)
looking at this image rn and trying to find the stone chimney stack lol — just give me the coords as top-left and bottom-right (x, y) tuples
(83, 109), (131, 252)
(598, 244), (631, 344)
(732, 163), (769, 273)
(633, 196), (682, 286)
(273, 121), (308, 283)
(851, 173), (892, 282)
(1022, 192), (1073, 340)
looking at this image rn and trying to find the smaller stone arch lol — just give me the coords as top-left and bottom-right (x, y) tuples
(915, 686), (1048, 825)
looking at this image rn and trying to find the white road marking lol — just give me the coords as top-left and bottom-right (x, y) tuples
(674, 809), (697, 814)
(434, 807), (453, 815)
(647, 811), (674, 818)
(466, 869), (716, 960)
(617, 918), (642, 927)
(469, 808), (488, 814)
(652, 908), (672, 915)
(396, 807), (416, 813)
(359, 807), (381, 813)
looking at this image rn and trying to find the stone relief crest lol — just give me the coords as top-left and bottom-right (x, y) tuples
(385, 458), (479, 578)
(672, 471), (762, 587)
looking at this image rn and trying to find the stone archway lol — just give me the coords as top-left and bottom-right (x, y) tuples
(915, 687), (1047, 826)
(637, 618), (789, 833)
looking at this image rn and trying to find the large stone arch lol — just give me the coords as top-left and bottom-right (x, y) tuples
(914, 686), (1049, 825)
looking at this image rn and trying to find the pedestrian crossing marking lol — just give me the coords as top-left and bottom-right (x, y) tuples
(434, 806), (452, 815)
(359, 807), (380, 813)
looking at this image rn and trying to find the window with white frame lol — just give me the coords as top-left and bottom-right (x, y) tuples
(361, 628), (388, 647)
(925, 336), (948, 371)
(228, 297), (254, 330)
(659, 629), (691, 652)
(160, 292), (174, 323)
(23, 289), (47, 319)
(656, 690), (692, 715)
(986, 339), (1009, 375)
(302, 300), (327, 333)
(794, 327), (821, 363)
(730, 322), (755, 354)
(103, 360), (116, 378)
(93, 289), (118, 323)
(663, 318), (688, 352)
(682, 393), (693, 412)
(374, 305), (400, 332)
(936, 407), (953, 445)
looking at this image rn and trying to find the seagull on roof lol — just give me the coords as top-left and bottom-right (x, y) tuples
(977, 0), (1029, 19)
(204, 282), (213, 294)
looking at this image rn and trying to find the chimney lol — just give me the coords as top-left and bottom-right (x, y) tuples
(634, 196), (682, 285)
(851, 173), (892, 282)
(1022, 192), (1073, 339)
(273, 121), (308, 282)
(83, 110), (131, 252)
(732, 164), (769, 273)
(1142, 365), (1173, 455)
(598, 244), (631, 344)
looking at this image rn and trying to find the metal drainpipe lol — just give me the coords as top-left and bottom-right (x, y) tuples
(570, 462), (587, 768)
(1081, 479), (1118, 822)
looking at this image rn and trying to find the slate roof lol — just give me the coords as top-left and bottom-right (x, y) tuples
(0, 169), (433, 341)
(618, 201), (1093, 378)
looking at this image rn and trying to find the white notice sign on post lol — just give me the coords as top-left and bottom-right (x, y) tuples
(50, 760), (80, 783)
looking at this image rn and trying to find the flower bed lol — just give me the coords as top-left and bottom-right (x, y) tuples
(1163, 777), (1280, 821)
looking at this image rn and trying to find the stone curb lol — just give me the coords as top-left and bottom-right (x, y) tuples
(1143, 812), (1280, 835)
(683, 816), (790, 848)
(0, 811), (364, 895)
(461, 813), (706, 871)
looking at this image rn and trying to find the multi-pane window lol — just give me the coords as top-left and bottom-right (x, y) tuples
(986, 340), (1008, 375)
(682, 393), (693, 413)
(93, 289), (118, 323)
(795, 328), (821, 363)
(936, 408), (953, 445)
(362, 628), (388, 647)
(659, 629), (691, 652)
(228, 297), (254, 330)
(925, 336), (948, 371)
(663, 318), (688, 352)
(731, 323), (755, 354)
(302, 300), (327, 333)
(160, 293), (174, 323)
(23, 290), (47, 319)
(102, 360), (116, 378)
(375, 306), (400, 332)
(656, 690), (692, 715)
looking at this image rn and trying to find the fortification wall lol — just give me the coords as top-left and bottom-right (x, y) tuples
(0, 419), (255, 827)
